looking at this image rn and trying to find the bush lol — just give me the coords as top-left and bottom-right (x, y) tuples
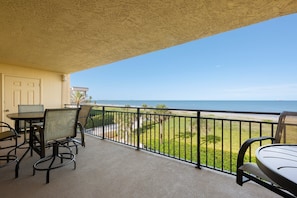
(85, 111), (115, 129)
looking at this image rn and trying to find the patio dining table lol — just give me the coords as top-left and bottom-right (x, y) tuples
(7, 112), (44, 134)
(7, 112), (44, 145)
(256, 144), (297, 197)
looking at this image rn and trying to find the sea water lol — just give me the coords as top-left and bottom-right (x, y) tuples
(93, 100), (297, 113)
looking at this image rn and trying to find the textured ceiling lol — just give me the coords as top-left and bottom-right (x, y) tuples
(0, 0), (296, 74)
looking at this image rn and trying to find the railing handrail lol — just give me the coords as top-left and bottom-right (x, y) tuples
(65, 103), (281, 115)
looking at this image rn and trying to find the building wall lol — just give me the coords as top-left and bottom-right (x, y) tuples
(0, 63), (70, 121)
(70, 86), (89, 104)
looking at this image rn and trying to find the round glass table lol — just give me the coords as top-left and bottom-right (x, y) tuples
(256, 144), (297, 196)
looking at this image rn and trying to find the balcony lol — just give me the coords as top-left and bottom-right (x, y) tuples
(1, 106), (282, 197)
(1, 134), (279, 198)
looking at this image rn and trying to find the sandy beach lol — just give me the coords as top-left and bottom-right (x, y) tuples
(202, 112), (279, 122)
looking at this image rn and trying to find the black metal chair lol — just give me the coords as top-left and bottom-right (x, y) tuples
(32, 108), (80, 183)
(67, 105), (93, 154)
(0, 121), (19, 178)
(236, 111), (297, 198)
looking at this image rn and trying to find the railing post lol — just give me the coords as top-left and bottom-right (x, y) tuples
(102, 106), (105, 140)
(196, 111), (201, 169)
(136, 108), (140, 150)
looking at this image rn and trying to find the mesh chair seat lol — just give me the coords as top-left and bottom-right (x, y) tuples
(239, 163), (276, 184)
(0, 130), (17, 140)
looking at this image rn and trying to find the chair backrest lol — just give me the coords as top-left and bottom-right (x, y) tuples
(18, 104), (44, 129)
(18, 104), (44, 113)
(43, 108), (80, 143)
(274, 111), (297, 144)
(78, 105), (93, 128)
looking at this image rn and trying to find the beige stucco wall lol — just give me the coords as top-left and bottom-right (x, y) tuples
(0, 63), (70, 122)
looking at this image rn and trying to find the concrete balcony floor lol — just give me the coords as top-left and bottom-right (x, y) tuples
(1, 134), (280, 198)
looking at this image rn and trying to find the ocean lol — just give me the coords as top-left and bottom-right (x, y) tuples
(93, 100), (297, 113)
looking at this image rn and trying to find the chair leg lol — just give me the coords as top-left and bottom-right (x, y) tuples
(236, 169), (243, 185)
(33, 142), (76, 184)
(75, 143), (78, 154)
(0, 154), (18, 178)
(46, 170), (50, 184)
(15, 160), (19, 178)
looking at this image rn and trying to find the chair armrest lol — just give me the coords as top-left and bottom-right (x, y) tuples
(32, 125), (42, 131)
(237, 136), (275, 170)
(31, 124), (46, 157)
(31, 125), (44, 141)
(236, 136), (275, 185)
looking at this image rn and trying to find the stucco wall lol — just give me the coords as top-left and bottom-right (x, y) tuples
(0, 63), (70, 121)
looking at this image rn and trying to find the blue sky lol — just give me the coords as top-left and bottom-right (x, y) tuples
(71, 14), (297, 101)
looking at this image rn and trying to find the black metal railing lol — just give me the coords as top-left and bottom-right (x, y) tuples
(83, 105), (280, 175)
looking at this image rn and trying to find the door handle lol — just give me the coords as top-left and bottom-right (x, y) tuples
(4, 109), (9, 112)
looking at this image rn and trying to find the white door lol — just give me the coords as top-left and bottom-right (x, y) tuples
(3, 75), (41, 125)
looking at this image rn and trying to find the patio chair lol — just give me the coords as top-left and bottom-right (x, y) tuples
(32, 108), (80, 183)
(67, 105), (93, 154)
(236, 111), (297, 198)
(0, 121), (19, 178)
